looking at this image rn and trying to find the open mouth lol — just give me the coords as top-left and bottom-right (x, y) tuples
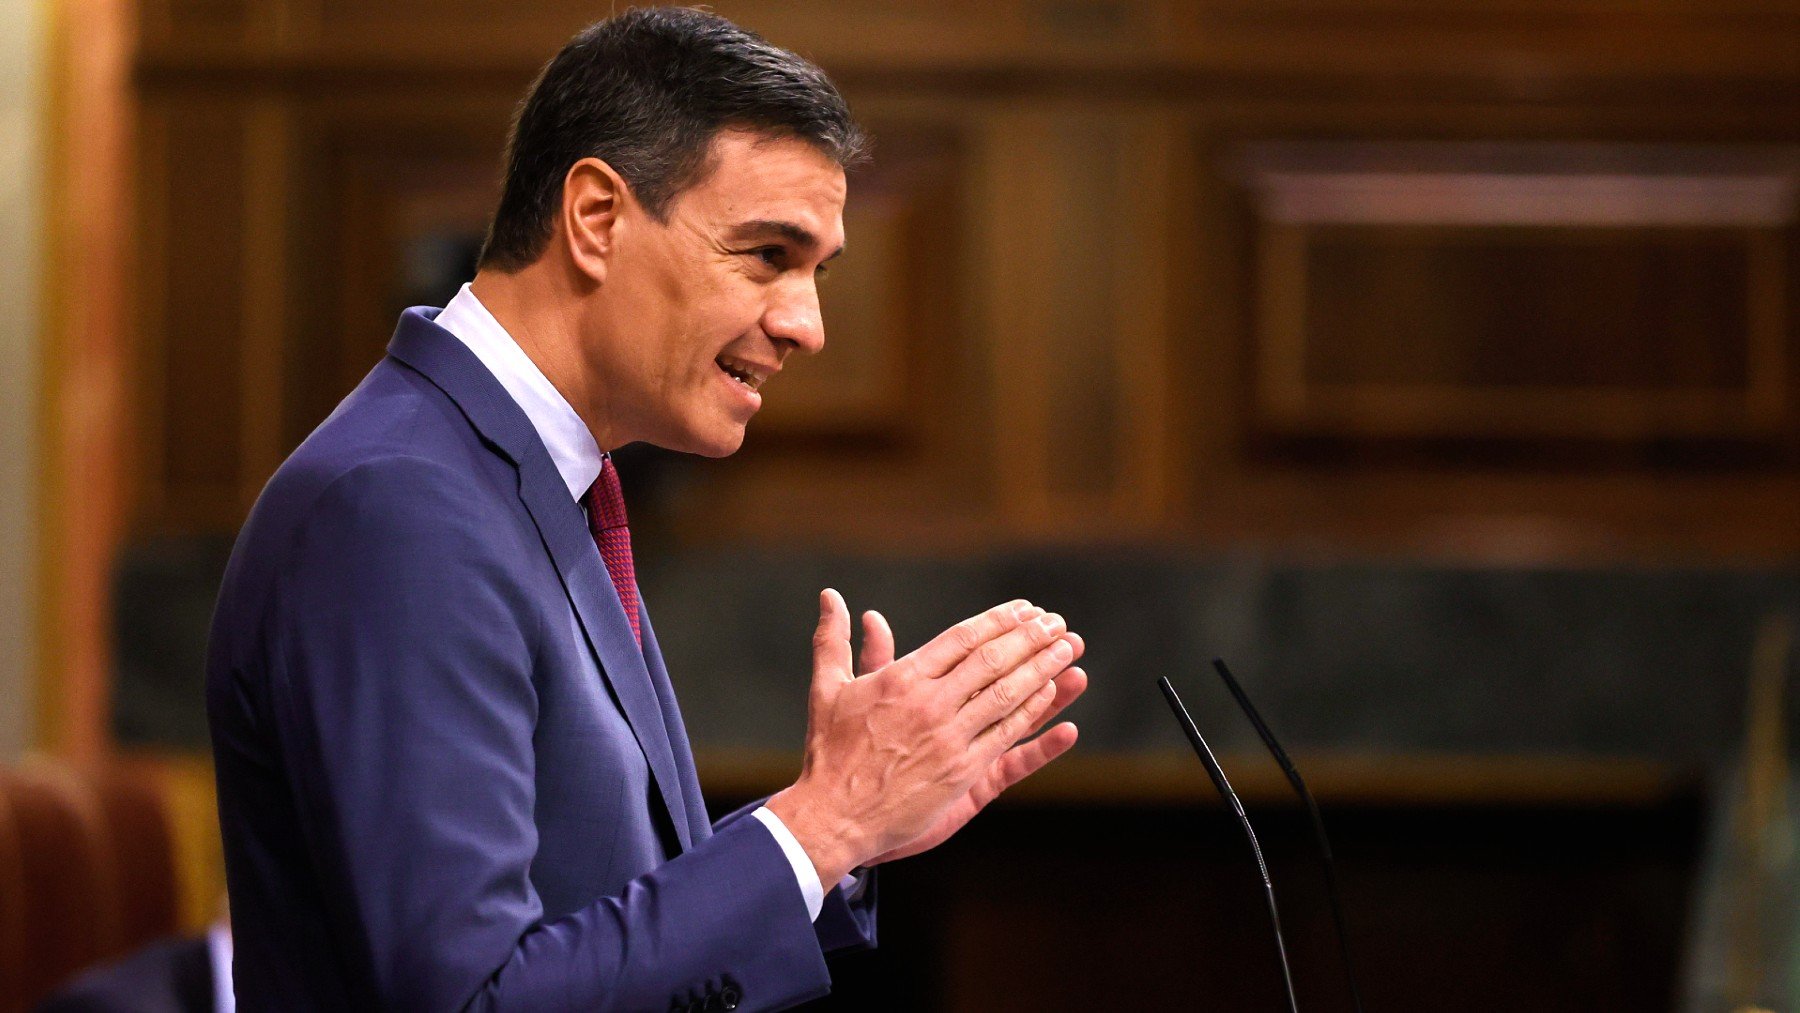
(714, 354), (768, 392)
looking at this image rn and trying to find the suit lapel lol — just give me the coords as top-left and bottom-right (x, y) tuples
(386, 308), (692, 852)
(640, 607), (711, 844)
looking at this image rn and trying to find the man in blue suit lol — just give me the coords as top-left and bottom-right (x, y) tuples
(206, 8), (1088, 1011)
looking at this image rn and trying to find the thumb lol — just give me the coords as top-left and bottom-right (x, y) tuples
(811, 588), (854, 691)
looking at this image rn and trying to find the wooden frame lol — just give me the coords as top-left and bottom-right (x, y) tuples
(1240, 142), (1798, 442)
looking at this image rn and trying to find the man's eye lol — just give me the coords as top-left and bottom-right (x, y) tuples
(752, 247), (784, 268)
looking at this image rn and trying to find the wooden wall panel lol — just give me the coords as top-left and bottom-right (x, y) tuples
(138, 98), (249, 531)
(139, 0), (253, 47)
(982, 108), (1178, 539)
(287, 97), (514, 451)
(1240, 143), (1797, 446)
(136, 97), (296, 533)
(125, 0), (1800, 560)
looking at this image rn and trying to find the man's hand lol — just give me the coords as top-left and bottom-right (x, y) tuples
(766, 590), (1088, 886)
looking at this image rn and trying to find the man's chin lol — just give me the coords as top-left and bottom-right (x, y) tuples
(664, 424), (747, 459)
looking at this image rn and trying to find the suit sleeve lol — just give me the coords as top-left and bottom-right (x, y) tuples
(717, 801), (878, 954)
(267, 457), (832, 1011)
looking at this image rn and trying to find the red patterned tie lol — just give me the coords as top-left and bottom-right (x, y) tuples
(584, 458), (641, 648)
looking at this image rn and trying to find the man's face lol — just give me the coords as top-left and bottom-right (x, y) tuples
(588, 129), (847, 456)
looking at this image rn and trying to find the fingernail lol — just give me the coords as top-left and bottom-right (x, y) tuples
(1013, 602), (1035, 621)
(1036, 613), (1064, 635)
(1050, 640), (1073, 662)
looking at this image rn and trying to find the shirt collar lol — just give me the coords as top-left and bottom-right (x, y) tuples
(434, 283), (605, 501)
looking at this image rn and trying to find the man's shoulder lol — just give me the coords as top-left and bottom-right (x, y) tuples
(274, 356), (475, 495)
(223, 356), (520, 597)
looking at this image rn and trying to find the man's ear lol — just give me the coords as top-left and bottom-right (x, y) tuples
(560, 157), (628, 285)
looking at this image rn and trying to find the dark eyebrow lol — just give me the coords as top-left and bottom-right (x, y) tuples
(727, 219), (844, 262)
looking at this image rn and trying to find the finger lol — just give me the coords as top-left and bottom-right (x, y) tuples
(857, 610), (894, 676)
(899, 599), (1033, 679)
(811, 588), (854, 689)
(973, 673), (1064, 758)
(1020, 665), (1088, 740)
(958, 631), (1080, 735)
(974, 721), (1079, 808)
(949, 617), (1079, 717)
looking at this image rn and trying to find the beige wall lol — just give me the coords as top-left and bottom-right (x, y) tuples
(0, 0), (44, 760)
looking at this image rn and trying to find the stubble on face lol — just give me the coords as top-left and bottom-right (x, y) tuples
(588, 130), (847, 458)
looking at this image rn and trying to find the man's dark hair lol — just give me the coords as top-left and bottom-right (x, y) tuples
(478, 7), (867, 272)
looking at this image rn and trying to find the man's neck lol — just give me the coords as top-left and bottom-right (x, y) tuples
(469, 267), (620, 452)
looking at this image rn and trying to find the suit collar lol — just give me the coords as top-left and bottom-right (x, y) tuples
(387, 307), (694, 851)
(433, 284), (603, 501)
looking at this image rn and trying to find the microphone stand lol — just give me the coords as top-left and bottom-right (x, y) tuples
(1159, 676), (1301, 1013)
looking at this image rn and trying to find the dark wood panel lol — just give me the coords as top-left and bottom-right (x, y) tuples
(1040, 120), (1127, 499)
(1305, 230), (1754, 391)
(131, 0), (1800, 111)
(140, 0), (252, 46)
(124, 1), (1800, 560)
(745, 795), (1701, 1012)
(143, 99), (249, 524)
(1240, 141), (1797, 445)
(1276, 225), (1777, 439)
(287, 96), (514, 448)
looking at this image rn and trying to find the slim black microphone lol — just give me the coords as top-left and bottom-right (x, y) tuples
(1158, 676), (1300, 1013)
(1212, 659), (1365, 1013)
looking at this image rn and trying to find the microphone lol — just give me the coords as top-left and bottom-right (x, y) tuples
(1159, 676), (1300, 1013)
(1211, 659), (1365, 1013)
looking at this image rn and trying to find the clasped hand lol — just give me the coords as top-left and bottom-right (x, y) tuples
(767, 591), (1088, 886)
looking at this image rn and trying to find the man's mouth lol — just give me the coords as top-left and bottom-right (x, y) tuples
(715, 354), (770, 392)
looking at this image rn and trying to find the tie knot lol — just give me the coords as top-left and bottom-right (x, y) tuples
(586, 462), (629, 533)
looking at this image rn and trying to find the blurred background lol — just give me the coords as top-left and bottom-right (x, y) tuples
(4, 1), (1800, 1010)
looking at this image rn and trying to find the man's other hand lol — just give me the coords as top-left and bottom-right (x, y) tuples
(766, 590), (1088, 886)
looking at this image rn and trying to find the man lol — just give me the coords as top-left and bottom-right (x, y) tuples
(207, 8), (1088, 1011)
(34, 915), (232, 1013)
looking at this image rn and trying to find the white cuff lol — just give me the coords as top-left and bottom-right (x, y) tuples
(751, 806), (825, 922)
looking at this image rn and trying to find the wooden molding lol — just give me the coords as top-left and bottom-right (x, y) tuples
(37, 0), (136, 761)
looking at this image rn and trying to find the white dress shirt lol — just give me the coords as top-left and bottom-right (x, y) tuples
(207, 920), (234, 1013)
(434, 283), (830, 921)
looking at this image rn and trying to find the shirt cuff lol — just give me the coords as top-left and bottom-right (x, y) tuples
(751, 805), (825, 922)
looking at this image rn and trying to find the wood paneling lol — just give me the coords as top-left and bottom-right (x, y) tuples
(302, 104), (509, 433)
(138, 98), (250, 530)
(982, 108), (1179, 537)
(740, 792), (1703, 1012)
(125, 1), (1800, 559)
(1240, 142), (1797, 446)
(134, 2), (1800, 89)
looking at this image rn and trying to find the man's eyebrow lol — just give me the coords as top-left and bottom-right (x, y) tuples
(728, 219), (845, 261)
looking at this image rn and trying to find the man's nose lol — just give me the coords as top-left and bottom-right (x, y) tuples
(763, 280), (826, 357)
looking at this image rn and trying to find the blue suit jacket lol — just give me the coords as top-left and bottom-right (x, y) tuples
(207, 308), (875, 1011)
